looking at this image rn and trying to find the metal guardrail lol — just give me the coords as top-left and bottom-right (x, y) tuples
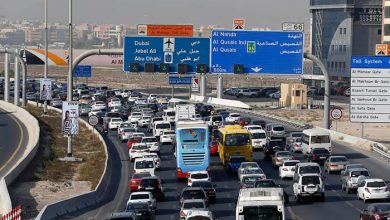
(372, 144), (390, 161)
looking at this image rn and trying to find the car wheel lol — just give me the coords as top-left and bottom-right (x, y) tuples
(346, 186), (350, 194)
(319, 195), (325, 202)
(296, 195), (301, 202)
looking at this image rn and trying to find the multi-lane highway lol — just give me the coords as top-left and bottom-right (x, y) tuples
(56, 109), (390, 220)
(0, 107), (28, 178)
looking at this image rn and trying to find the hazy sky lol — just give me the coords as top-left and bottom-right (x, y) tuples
(0, 0), (311, 28)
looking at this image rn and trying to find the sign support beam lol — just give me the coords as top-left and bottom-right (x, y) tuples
(200, 74), (206, 97)
(304, 53), (330, 129)
(4, 52), (10, 102)
(217, 75), (223, 99)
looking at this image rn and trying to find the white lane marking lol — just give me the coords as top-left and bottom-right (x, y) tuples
(287, 206), (304, 220)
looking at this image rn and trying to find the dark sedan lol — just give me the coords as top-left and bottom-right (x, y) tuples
(191, 181), (217, 203)
(307, 148), (331, 165)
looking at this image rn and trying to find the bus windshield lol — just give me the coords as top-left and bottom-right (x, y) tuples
(242, 206), (283, 220)
(311, 135), (330, 144)
(225, 134), (250, 146)
(179, 128), (206, 147)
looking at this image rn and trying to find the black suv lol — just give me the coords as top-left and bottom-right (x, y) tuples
(264, 139), (284, 160)
(139, 177), (165, 201)
(179, 187), (209, 206)
(199, 105), (214, 117)
(125, 203), (154, 220)
(307, 148), (331, 165)
(191, 181), (217, 203)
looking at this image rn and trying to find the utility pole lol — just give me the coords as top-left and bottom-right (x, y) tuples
(43, 0), (48, 114)
(67, 0), (74, 159)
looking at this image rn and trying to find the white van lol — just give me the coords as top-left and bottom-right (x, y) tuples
(168, 98), (187, 110)
(249, 130), (267, 150)
(301, 128), (331, 155)
(236, 188), (285, 220)
(163, 109), (176, 124)
(134, 158), (156, 175)
(153, 121), (172, 138)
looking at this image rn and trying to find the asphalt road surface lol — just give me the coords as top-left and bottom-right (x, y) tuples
(0, 107), (28, 178)
(56, 110), (390, 220)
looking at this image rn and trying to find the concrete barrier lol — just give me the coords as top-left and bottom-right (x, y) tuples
(0, 101), (40, 216)
(34, 103), (110, 220)
(190, 95), (251, 109)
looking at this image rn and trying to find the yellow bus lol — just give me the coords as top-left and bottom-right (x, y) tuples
(216, 125), (253, 165)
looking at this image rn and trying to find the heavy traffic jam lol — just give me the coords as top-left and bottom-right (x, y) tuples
(50, 84), (389, 220)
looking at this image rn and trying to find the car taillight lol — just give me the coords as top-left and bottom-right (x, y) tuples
(241, 184), (247, 189)
(365, 188), (370, 193)
(131, 150), (136, 153)
(276, 158), (281, 162)
(180, 211), (187, 217)
(282, 168), (288, 171)
(188, 179), (192, 183)
(156, 158), (160, 163)
(291, 156), (294, 159)
(385, 186), (388, 192)
(177, 168), (182, 173)
(374, 214), (381, 220)
(330, 164), (337, 167)
(261, 175), (266, 180)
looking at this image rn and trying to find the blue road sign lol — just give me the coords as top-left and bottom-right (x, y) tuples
(168, 76), (192, 85)
(74, 65), (92, 77)
(123, 37), (210, 73)
(211, 30), (304, 74)
(351, 56), (390, 68)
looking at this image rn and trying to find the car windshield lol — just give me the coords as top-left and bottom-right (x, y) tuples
(191, 173), (208, 179)
(376, 204), (390, 212)
(225, 134), (250, 146)
(112, 119), (122, 122)
(164, 131), (175, 135)
(126, 203), (149, 211)
(211, 116), (222, 122)
(182, 190), (205, 199)
(276, 152), (291, 157)
(295, 138), (302, 143)
(230, 157), (246, 163)
(183, 202), (205, 209)
(284, 161), (299, 167)
(244, 168), (263, 175)
(133, 145), (148, 150)
(135, 161), (154, 169)
(291, 133), (302, 138)
(273, 126), (284, 131)
(302, 176), (320, 185)
(311, 135), (330, 143)
(166, 111), (175, 116)
(367, 181), (386, 187)
(330, 157), (348, 162)
(300, 166), (320, 174)
(131, 194), (149, 200)
(351, 170), (369, 177)
(230, 114), (240, 117)
(243, 176), (262, 184)
(313, 149), (329, 154)
(123, 128), (136, 132)
(140, 179), (159, 187)
(142, 138), (158, 143)
(187, 217), (211, 220)
(255, 180), (276, 187)
(133, 173), (151, 179)
(191, 181), (212, 188)
(132, 113), (142, 116)
(156, 123), (171, 129)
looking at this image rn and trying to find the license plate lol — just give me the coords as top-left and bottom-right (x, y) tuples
(136, 213), (142, 216)
(146, 187), (154, 190)
(320, 156), (326, 159)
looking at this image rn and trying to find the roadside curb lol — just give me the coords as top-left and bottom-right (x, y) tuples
(0, 101), (40, 217)
(27, 102), (110, 220)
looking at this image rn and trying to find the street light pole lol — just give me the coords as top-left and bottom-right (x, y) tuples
(43, 0), (48, 114)
(67, 0), (73, 158)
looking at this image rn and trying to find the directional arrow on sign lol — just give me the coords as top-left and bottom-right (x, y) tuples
(251, 67), (262, 73)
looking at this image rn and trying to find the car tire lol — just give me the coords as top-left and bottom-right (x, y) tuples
(346, 186), (351, 194)
(296, 195), (301, 202)
(319, 195), (325, 202)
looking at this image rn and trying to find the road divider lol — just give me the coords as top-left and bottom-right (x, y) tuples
(33, 103), (110, 220)
(0, 101), (40, 217)
(190, 95), (251, 109)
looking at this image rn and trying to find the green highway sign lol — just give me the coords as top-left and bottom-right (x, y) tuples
(247, 41), (256, 53)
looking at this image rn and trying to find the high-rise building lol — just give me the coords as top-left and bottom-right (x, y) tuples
(309, 0), (382, 85)
(382, 0), (390, 42)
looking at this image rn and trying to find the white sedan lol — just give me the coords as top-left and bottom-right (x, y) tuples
(357, 178), (390, 203)
(108, 118), (123, 130)
(108, 99), (122, 108)
(225, 113), (240, 123)
(187, 171), (211, 187)
(141, 136), (160, 153)
(160, 130), (176, 144)
(127, 191), (156, 210)
(239, 167), (266, 182)
(138, 116), (152, 127)
(279, 160), (300, 179)
(129, 143), (149, 161)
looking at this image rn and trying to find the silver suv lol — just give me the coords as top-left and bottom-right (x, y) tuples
(236, 88), (258, 98)
(340, 168), (370, 193)
(265, 124), (286, 139)
(293, 173), (325, 202)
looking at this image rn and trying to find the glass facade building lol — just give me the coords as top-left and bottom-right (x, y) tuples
(310, 0), (382, 82)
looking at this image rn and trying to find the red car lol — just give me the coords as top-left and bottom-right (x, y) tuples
(209, 141), (218, 155)
(238, 117), (251, 127)
(127, 136), (142, 149)
(360, 203), (390, 220)
(129, 172), (151, 191)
